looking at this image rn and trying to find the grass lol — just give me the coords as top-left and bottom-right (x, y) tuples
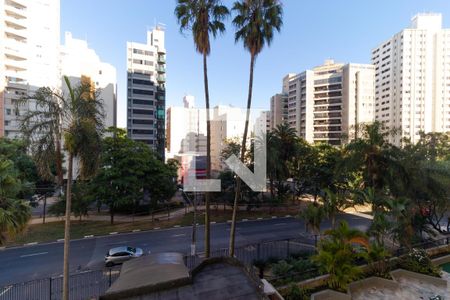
(4, 207), (300, 247)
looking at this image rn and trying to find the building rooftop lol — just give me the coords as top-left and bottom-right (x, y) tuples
(101, 254), (266, 300)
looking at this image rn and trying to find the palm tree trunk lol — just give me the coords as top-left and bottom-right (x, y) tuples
(55, 136), (63, 189)
(62, 153), (73, 300)
(229, 54), (255, 257)
(203, 52), (212, 258)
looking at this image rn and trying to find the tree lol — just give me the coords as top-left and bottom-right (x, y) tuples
(300, 203), (324, 239)
(0, 158), (31, 245)
(19, 87), (66, 189)
(313, 221), (369, 291)
(48, 181), (92, 221)
(321, 188), (349, 229)
(175, 0), (230, 258)
(61, 76), (104, 300)
(229, 0), (283, 257)
(89, 128), (177, 224)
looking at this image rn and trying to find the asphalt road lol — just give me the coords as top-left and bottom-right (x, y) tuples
(0, 213), (371, 286)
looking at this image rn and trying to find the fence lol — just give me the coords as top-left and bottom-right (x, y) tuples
(0, 267), (120, 300)
(185, 237), (316, 270)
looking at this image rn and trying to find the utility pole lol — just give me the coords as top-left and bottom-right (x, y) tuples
(191, 188), (197, 256)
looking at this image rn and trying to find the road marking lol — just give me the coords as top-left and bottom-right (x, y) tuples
(172, 234), (186, 238)
(20, 252), (48, 258)
(84, 235), (94, 238)
(0, 286), (12, 297)
(274, 223), (287, 226)
(107, 241), (130, 246)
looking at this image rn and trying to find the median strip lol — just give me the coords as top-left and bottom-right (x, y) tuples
(153, 227), (160, 230)
(57, 239), (64, 242)
(132, 229), (141, 232)
(271, 216), (277, 219)
(257, 217), (263, 220)
(83, 235), (94, 238)
(109, 232), (118, 235)
(173, 225), (180, 228)
(25, 242), (38, 246)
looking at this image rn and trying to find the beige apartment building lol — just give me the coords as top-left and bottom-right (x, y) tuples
(372, 13), (450, 145)
(277, 60), (375, 145)
(0, 0), (60, 138)
(270, 93), (288, 130)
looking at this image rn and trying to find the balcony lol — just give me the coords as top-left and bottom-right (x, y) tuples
(5, 27), (27, 40)
(5, 45), (27, 61)
(156, 65), (166, 73)
(157, 56), (166, 63)
(5, 5), (26, 19)
(157, 75), (166, 82)
(5, 15), (27, 30)
(5, 59), (27, 71)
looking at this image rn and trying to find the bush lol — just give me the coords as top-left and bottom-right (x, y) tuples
(270, 257), (319, 286)
(282, 284), (310, 300)
(399, 248), (441, 277)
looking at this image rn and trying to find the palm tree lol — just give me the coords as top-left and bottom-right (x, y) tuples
(313, 220), (369, 290)
(300, 203), (324, 240)
(19, 87), (65, 189)
(229, 0), (283, 257)
(321, 188), (349, 229)
(0, 158), (31, 244)
(175, 0), (229, 258)
(61, 76), (104, 300)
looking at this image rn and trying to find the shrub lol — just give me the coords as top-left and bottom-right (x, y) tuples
(399, 248), (441, 277)
(283, 283), (310, 300)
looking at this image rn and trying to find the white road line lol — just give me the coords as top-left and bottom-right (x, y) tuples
(274, 223), (287, 226)
(172, 234), (186, 238)
(20, 252), (48, 258)
(107, 241), (130, 246)
(0, 286), (12, 297)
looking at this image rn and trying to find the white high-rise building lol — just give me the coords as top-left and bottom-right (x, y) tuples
(280, 60), (375, 144)
(60, 32), (117, 129)
(372, 13), (450, 145)
(270, 93), (288, 130)
(0, 0), (60, 138)
(127, 27), (166, 158)
(254, 110), (271, 134)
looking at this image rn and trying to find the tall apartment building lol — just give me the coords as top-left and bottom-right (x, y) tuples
(166, 95), (207, 182)
(60, 32), (117, 129)
(270, 93), (288, 130)
(372, 13), (450, 145)
(166, 95), (207, 158)
(280, 60), (375, 145)
(127, 27), (166, 158)
(254, 110), (271, 134)
(0, 0), (60, 138)
(210, 105), (247, 173)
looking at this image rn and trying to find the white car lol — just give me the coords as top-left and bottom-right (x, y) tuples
(105, 246), (143, 267)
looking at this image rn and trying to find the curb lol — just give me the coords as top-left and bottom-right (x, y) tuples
(4, 215), (297, 250)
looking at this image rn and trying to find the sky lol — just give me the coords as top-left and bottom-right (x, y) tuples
(60, 0), (450, 128)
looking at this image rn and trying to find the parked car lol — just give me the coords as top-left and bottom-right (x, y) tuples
(105, 246), (143, 267)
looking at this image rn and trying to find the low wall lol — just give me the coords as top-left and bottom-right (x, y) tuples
(347, 277), (400, 297)
(390, 269), (447, 288)
(310, 289), (350, 300)
(432, 254), (450, 266)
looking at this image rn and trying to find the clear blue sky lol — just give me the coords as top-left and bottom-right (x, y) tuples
(61, 0), (450, 128)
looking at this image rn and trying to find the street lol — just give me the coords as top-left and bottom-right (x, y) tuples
(0, 213), (371, 286)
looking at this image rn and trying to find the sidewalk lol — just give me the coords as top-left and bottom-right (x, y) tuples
(28, 206), (192, 225)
